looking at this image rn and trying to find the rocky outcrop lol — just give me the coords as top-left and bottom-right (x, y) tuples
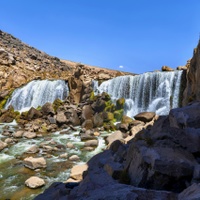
(183, 40), (200, 105)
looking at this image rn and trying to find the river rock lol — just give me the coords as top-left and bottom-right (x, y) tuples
(69, 155), (80, 161)
(26, 145), (40, 154)
(66, 142), (75, 149)
(93, 113), (104, 127)
(56, 111), (67, 124)
(0, 140), (8, 151)
(84, 139), (98, 147)
(134, 112), (156, 123)
(4, 138), (15, 144)
(70, 164), (88, 181)
(59, 153), (68, 159)
(24, 157), (46, 169)
(106, 130), (124, 145)
(23, 131), (37, 139)
(13, 130), (24, 138)
(82, 119), (93, 130)
(25, 176), (45, 189)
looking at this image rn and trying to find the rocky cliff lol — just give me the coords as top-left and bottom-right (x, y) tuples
(183, 40), (200, 105)
(0, 30), (132, 106)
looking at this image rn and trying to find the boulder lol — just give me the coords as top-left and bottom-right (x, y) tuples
(68, 109), (80, 126)
(134, 112), (155, 123)
(24, 157), (46, 169)
(0, 48), (15, 65)
(41, 102), (55, 115)
(13, 130), (24, 138)
(169, 102), (200, 129)
(26, 107), (42, 120)
(81, 105), (94, 120)
(125, 143), (197, 192)
(25, 176), (45, 189)
(69, 155), (80, 161)
(70, 164), (88, 181)
(84, 139), (98, 147)
(93, 113), (104, 127)
(56, 111), (67, 124)
(0, 140), (8, 151)
(23, 131), (37, 139)
(82, 119), (93, 130)
(106, 131), (124, 145)
(26, 145), (40, 154)
(121, 115), (133, 124)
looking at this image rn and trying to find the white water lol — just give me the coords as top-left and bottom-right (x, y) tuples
(97, 71), (183, 117)
(5, 80), (69, 112)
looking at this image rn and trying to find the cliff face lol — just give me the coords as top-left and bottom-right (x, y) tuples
(183, 40), (200, 105)
(0, 30), (131, 104)
(0, 30), (73, 92)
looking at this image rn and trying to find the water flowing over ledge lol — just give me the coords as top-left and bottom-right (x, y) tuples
(5, 80), (69, 112)
(97, 70), (183, 117)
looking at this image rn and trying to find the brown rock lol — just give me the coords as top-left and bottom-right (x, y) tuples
(0, 140), (8, 151)
(24, 157), (46, 169)
(161, 66), (174, 71)
(25, 176), (45, 189)
(23, 131), (37, 139)
(134, 112), (156, 123)
(70, 164), (88, 181)
(41, 102), (55, 115)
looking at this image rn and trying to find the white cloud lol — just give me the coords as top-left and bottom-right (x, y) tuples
(119, 65), (124, 69)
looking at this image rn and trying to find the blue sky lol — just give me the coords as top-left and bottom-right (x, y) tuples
(1, 0), (200, 74)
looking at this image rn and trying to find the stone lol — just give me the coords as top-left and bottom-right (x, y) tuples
(13, 130), (24, 138)
(47, 116), (57, 124)
(162, 65), (174, 71)
(93, 113), (104, 127)
(106, 130), (124, 145)
(59, 153), (68, 159)
(41, 102), (55, 115)
(82, 119), (93, 130)
(121, 115), (133, 124)
(125, 143), (197, 192)
(26, 145), (40, 154)
(25, 176), (45, 189)
(70, 164), (88, 181)
(68, 109), (80, 126)
(84, 139), (98, 147)
(0, 48), (15, 65)
(134, 112), (156, 123)
(4, 138), (15, 144)
(24, 157), (46, 169)
(66, 142), (75, 149)
(26, 107), (42, 120)
(69, 155), (80, 161)
(23, 131), (37, 139)
(56, 111), (67, 124)
(81, 105), (94, 120)
(0, 140), (8, 151)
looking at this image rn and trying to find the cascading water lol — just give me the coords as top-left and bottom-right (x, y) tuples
(5, 80), (69, 112)
(97, 70), (183, 117)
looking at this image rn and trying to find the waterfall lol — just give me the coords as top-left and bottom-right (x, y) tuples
(97, 70), (183, 117)
(5, 80), (69, 112)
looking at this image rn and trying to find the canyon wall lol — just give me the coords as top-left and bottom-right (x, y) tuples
(183, 40), (200, 105)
